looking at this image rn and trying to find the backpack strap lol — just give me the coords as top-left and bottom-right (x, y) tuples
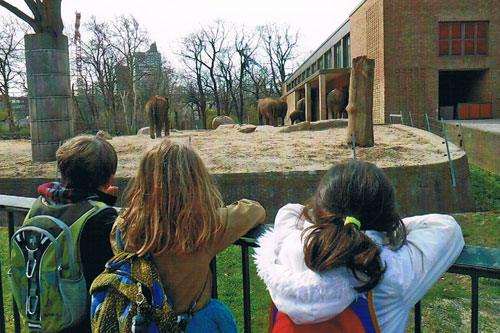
(116, 224), (124, 251)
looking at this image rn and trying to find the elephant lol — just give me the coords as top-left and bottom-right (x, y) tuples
(145, 95), (170, 139)
(327, 88), (348, 119)
(258, 97), (287, 126)
(289, 110), (305, 124)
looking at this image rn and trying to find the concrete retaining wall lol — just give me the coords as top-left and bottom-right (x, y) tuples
(445, 123), (500, 175)
(0, 154), (475, 225)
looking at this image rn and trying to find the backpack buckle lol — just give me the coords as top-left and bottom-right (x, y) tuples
(26, 259), (37, 279)
(26, 295), (39, 315)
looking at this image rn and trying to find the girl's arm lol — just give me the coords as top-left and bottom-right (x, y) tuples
(378, 214), (464, 306)
(214, 199), (266, 253)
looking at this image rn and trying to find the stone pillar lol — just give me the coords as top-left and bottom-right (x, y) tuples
(25, 33), (73, 162)
(318, 74), (327, 120)
(305, 82), (312, 121)
(346, 56), (375, 147)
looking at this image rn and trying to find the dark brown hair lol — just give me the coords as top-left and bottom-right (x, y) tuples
(56, 135), (117, 191)
(302, 161), (406, 292)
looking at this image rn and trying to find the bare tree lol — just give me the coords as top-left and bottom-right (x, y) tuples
(234, 26), (257, 124)
(79, 17), (121, 133)
(217, 48), (237, 117)
(0, 16), (28, 131)
(200, 20), (227, 116)
(259, 23), (299, 95)
(109, 15), (149, 133)
(180, 33), (208, 128)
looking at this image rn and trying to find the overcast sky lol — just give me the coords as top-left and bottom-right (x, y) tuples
(4, 0), (360, 68)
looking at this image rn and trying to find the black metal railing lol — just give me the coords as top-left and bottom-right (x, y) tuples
(1, 195), (499, 333)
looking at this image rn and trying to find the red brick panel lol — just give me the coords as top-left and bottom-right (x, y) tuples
(470, 104), (480, 118)
(458, 104), (469, 119)
(480, 103), (491, 118)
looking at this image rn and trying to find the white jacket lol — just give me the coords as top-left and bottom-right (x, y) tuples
(254, 204), (465, 332)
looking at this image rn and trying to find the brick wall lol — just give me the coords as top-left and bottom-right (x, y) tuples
(383, 0), (500, 121)
(349, 0), (500, 122)
(350, 0), (385, 124)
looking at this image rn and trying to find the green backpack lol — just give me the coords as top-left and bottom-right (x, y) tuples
(8, 199), (109, 332)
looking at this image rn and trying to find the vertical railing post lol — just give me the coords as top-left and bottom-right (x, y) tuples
(210, 257), (218, 299)
(425, 113), (431, 132)
(414, 301), (421, 333)
(351, 131), (357, 161)
(471, 276), (479, 333)
(441, 119), (456, 188)
(0, 252), (5, 333)
(241, 245), (252, 333)
(8, 211), (21, 333)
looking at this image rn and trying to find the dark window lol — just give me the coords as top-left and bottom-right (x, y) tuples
(439, 21), (488, 56)
(334, 42), (342, 68)
(344, 34), (351, 67)
(324, 50), (332, 69)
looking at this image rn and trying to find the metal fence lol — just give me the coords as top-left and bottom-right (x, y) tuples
(1, 195), (500, 333)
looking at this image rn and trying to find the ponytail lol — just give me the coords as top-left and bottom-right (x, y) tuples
(300, 161), (405, 292)
(302, 212), (385, 292)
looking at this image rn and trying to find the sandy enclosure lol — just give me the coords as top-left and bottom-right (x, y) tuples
(0, 124), (464, 178)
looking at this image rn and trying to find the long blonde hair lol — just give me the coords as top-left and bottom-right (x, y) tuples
(120, 139), (224, 256)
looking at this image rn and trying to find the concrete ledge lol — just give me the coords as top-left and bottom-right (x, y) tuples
(0, 153), (475, 225)
(445, 122), (500, 175)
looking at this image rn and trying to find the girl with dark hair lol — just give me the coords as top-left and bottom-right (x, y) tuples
(255, 161), (464, 332)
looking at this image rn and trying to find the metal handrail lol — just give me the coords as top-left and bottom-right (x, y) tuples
(1, 195), (499, 333)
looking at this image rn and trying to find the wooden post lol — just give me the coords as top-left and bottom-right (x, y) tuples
(25, 33), (73, 162)
(346, 56), (375, 147)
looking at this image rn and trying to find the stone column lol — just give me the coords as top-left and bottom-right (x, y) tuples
(305, 82), (312, 121)
(25, 33), (73, 162)
(318, 74), (327, 120)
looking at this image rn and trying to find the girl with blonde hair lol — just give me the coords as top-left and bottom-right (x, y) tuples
(111, 138), (265, 332)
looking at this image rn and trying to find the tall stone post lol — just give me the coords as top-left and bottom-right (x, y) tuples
(305, 82), (312, 122)
(346, 56), (375, 147)
(25, 34), (74, 161)
(318, 74), (327, 120)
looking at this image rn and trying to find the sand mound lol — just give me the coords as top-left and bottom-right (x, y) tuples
(0, 124), (464, 178)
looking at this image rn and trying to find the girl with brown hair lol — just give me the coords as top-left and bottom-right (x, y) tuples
(255, 161), (464, 332)
(111, 138), (266, 332)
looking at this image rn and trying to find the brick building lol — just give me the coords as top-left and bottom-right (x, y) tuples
(284, 0), (500, 125)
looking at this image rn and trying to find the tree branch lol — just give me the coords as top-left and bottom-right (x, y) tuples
(0, 0), (38, 31)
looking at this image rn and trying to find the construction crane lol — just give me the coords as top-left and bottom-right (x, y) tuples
(74, 12), (83, 88)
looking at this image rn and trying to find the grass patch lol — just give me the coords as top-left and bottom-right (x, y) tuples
(469, 164), (500, 211)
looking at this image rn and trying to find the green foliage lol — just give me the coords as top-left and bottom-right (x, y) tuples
(205, 108), (217, 129)
(0, 108), (7, 121)
(469, 164), (500, 211)
(247, 105), (260, 125)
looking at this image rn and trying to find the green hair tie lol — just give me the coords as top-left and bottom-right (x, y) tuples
(344, 216), (361, 229)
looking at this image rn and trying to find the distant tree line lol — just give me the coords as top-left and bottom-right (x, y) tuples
(0, 13), (301, 133)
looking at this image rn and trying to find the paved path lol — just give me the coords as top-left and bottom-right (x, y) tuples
(444, 119), (500, 133)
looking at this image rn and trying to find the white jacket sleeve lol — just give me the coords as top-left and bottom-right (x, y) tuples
(380, 214), (465, 307)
